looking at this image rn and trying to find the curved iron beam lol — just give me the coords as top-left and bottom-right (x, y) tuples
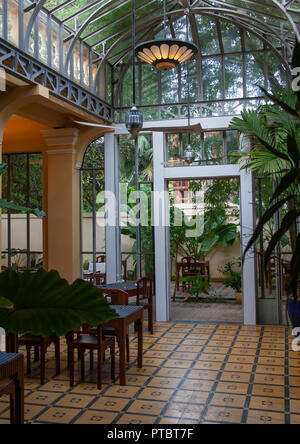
(64, 0), (120, 72)
(96, 6), (292, 77)
(24, 0), (48, 52)
(271, 0), (300, 41)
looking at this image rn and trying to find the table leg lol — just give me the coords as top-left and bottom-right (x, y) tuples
(15, 360), (24, 424)
(118, 321), (127, 386)
(137, 315), (143, 369)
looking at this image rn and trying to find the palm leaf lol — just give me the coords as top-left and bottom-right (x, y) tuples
(259, 86), (299, 118)
(271, 169), (299, 202)
(0, 269), (118, 337)
(230, 111), (290, 162)
(289, 234), (300, 300)
(242, 196), (292, 261)
(287, 133), (300, 167)
(264, 210), (300, 267)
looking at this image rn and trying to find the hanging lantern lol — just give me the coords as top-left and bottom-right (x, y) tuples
(183, 144), (196, 164)
(136, 39), (197, 71)
(125, 105), (143, 137)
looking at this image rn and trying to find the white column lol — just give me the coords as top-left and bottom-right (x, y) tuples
(153, 132), (170, 322)
(104, 132), (121, 284)
(240, 168), (257, 325)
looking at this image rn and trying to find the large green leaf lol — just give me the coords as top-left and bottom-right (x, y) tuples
(264, 210), (300, 267)
(0, 199), (46, 217)
(0, 163), (7, 175)
(0, 269), (118, 337)
(258, 86), (299, 119)
(287, 132), (300, 167)
(271, 169), (300, 202)
(242, 196), (292, 261)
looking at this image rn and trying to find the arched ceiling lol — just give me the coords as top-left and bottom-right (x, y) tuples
(28, 0), (299, 67)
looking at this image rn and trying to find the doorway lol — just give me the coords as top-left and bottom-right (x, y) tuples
(168, 177), (243, 323)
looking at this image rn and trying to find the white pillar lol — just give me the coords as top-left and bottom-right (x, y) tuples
(104, 133), (121, 284)
(240, 168), (257, 325)
(153, 132), (170, 322)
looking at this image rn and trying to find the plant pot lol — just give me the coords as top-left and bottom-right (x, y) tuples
(288, 299), (300, 328)
(235, 292), (242, 305)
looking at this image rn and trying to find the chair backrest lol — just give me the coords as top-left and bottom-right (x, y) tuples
(97, 255), (106, 263)
(90, 273), (106, 286)
(77, 324), (102, 346)
(137, 277), (153, 305)
(103, 289), (129, 305)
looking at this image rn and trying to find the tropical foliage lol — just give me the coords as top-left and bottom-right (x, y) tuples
(229, 42), (300, 300)
(0, 269), (117, 338)
(218, 260), (242, 293)
(0, 161), (45, 217)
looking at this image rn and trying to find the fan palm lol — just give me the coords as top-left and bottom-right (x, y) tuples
(229, 44), (300, 300)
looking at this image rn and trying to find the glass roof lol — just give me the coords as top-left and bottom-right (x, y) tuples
(31, 0), (299, 65)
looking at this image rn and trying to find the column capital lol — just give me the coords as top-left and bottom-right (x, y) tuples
(41, 128), (79, 148)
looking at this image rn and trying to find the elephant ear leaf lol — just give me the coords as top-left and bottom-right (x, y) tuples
(0, 269), (118, 338)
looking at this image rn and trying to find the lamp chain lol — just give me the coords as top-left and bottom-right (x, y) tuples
(132, 0), (136, 105)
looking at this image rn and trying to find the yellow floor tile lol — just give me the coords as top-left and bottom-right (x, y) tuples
(164, 402), (204, 420)
(147, 377), (181, 389)
(137, 387), (174, 401)
(246, 411), (286, 424)
(204, 406), (244, 423)
(215, 382), (249, 395)
(251, 384), (285, 398)
(73, 411), (119, 424)
(116, 413), (158, 424)
(126, 400), (166, 416)
(210, 393), (246, 408)
(249, 396), (285, 412)
(172, 390), (209, 404)
(36, 407), (82, 424)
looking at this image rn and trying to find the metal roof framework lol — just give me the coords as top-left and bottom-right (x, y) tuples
(26, 0), (299, 67)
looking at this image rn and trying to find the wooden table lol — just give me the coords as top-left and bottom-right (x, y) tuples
(0, 353), (24, 424)
(104, 305), (143, 386)
(99, 282), (138, 299)
(176, 261), (210, 291)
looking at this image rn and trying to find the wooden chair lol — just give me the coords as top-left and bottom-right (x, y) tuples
(67, 324), (115, 390)
(90, 273), (106, 286)
(137, 278), (153, 334)
(17, 334), (60, 385)
(102, 289), (130, 362)
(96, 255), (128, 281)
(0, 378), (16, 424)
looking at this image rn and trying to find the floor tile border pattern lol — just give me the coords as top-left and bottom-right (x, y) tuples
(0, 323), (297, 424)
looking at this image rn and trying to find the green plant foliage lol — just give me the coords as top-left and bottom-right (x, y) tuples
(0, 163), (46, 217)
(218, 260), (242, 293)
(179, 275), (211, 302)
(229, 43), (300, 300)
(0, 269), (118, 338)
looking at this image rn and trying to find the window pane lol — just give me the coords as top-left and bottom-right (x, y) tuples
(203, 131), (224, 163)
(220, 22), (241, 53)
(196, 16), (220, 55)
(202, 57), (222, 100)
(161, 68), (178, 104)
(224, 55), (243, 99)
(246, 53), (265, 97)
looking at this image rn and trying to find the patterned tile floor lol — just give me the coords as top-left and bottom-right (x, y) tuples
(0, 322), (299, 424)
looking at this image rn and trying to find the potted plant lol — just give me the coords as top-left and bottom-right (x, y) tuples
(0, 268), (118, 352)
(179, 274), (211, 302)
(218, 260), (242, 304)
